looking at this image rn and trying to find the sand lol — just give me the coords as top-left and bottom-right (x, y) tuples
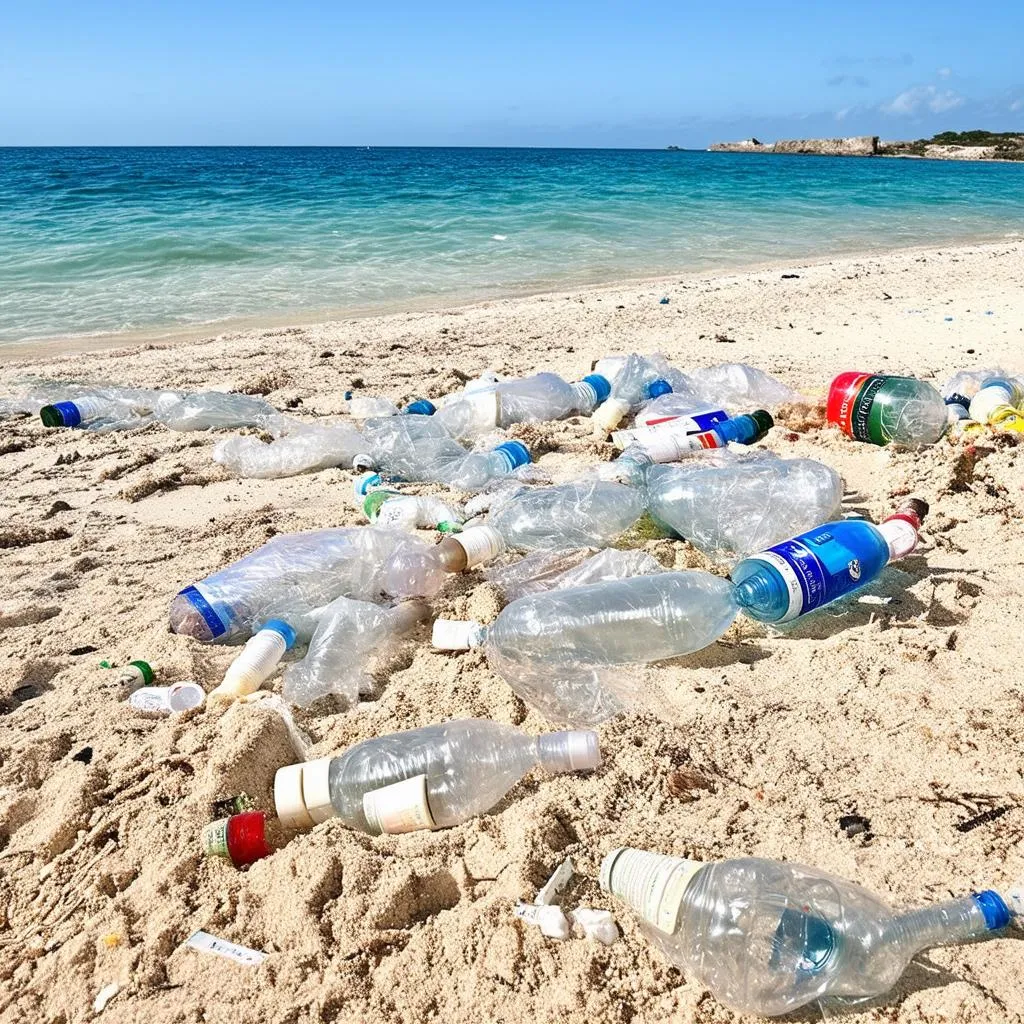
(0, 239), (1022, 1024)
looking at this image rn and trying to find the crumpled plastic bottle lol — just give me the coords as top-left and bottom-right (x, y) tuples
(432, 572), (739, 725)
(436, 480), (646, 570)
(601, 847), (1021, 1017)
(152, 392), (277, 431)
(213, 418), (368, 479)
(591, 354), (676, 435)
(169, 527), (446, 643)
(644, 451), (843, 562)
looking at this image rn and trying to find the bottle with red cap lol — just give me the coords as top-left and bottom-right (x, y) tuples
(826, 372), (947, 447)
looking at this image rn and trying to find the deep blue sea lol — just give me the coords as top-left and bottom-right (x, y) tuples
(2, 146), (1023, 345)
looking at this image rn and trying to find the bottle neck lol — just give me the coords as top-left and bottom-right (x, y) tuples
(886, 894), (1007, 955)
(536, 730), (601, 773)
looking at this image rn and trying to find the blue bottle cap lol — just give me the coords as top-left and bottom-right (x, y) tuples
(404, 399), (436, 416)
(41, 401), (82, 428)
(493, 440), (531, 470)
(647, 379), (673, 399)
(944, 393), (970, 408)
(974, 890), (1011, 931)
(343, 390), (354, 401)
(580, 374), (612, 404)
(261, 619), (297, 650)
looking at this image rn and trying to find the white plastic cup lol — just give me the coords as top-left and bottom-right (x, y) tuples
(129, 681), (205, 714)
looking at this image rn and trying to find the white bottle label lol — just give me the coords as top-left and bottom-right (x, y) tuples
(455, 526), (506, 568)
(363, 774), (436, 834)
(185, 930), (267, 966)
(610, 852), (704, 935)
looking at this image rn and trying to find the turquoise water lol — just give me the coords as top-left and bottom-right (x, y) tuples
(1, 147), (1023, 345)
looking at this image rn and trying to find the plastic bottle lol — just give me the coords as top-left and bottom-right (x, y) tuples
(354, 474), (464, 531)
(644, 452), (843, 561)
(686, 363), (801, 409)
(435, 480), (646, 571)
(591, 354), (675, 435)
(210, 619), (297, 701)
(436, 372), (611, 438)
(733, 498), (927, 622)
(39, 386), (170, 431)
(128, 681), (205, 714)
(968, 376), (1024, 425)
(432, 573), (739, 724)
(942, 393), (984, 440)
(826, 373), (947, 447)
(100, 659), (155, 698)
(199, 721), (602, 867)
(601, 847), (1020, 1016)
(151, 392), (277, 431)
(213, 420), (368, 479)
(282, 598), (427, 708)
(620, 405), (729, 437)
(169, 527), (446, 643)
(607, 411), (774, 484)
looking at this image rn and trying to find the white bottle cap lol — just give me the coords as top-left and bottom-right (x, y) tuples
(300, 756), (336, 824)
(451, 525), (506, 568)
(166, 681), (205, 712)
(432, 618), (486, 650)
(538, 730), (602, 772)
(274, 763), (315, 829)
(591, 397), (630, 436)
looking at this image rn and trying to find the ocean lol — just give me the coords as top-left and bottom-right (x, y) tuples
(1, 146), (1023, 345)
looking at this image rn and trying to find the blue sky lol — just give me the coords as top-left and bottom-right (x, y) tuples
(1, 0), (1022, 146)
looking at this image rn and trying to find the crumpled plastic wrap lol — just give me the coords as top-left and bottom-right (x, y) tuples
(644, 451), (843, 563)
(686, 363), (802, 409)
(283, 598), (427, 708)
(941, 367), (1021, 400)
(169, 527), (445, 643)
(485, 572), (738, 725)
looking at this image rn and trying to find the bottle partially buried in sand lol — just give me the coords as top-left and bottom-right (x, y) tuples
(202, 721), (601, 866)
(827, 372), (947, 447)
(733, 499), (928, 623)
(600, 847), (1022, 1017)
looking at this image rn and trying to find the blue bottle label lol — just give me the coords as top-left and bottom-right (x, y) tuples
(689, 410), (729, 433)
(754, 529), (864, 621)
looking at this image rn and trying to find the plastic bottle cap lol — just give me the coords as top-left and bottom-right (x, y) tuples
(274, 763), (315, 830)
(41, 401), (82, 428)
(432, 618), (486, 650)
(353, 471), (383, 499)
(352, 453), (376, 472)
(748, 409), (774, 441)
(404, 399), (436, 416)
(300, 756), (336, 824)
(592, 397), (631, 435)
(128, 660), (155, 685)
(262, 619), (297, 650)
(450, 525), (506, 568)
(974, 890), (1012, 931)
(166, 681), (205, 712)
(580, 374), (612, 404)
(647, 379), (673, 399)
(493, 440), (531, 471)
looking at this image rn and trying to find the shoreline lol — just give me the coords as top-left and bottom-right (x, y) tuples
(2, 233), (1022, 365)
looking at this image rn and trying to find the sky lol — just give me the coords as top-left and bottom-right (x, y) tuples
(1, 0), (1023, 147)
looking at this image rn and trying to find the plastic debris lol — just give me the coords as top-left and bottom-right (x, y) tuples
(184, 930), (267, 966)
(571, 907), (619, 945)
(514, 902), (571, 940)
(93, 983), (120, 1013)
(827, 372), (947, 447)
(535, 858), (574, 906)
(128, 681), (205, 714)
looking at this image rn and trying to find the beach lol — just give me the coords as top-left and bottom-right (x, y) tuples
(1, 239), (1023, 1024)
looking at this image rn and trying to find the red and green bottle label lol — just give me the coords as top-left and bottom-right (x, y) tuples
(828, 372), (893, 446)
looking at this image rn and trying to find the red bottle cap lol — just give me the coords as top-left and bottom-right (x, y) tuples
(226, 811), (273, 867)
(826, 371), (871, 435)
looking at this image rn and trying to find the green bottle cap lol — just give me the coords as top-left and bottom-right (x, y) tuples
(129, 660), (155, 685)
(362, 489), (398, 522)
(436, 521), (462, 534)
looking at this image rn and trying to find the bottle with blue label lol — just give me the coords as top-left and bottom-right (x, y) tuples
(732, 498), (928, 622)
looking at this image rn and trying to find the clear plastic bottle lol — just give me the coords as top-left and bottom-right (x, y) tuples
(432, 572), (739, 724)
(356, 474), (464, 532)
(606, 411), (774, 485)
(733, 498), (927, 622)
(591, 354), (675, 435)
(169, 527), (446, 643)
(213, 420), (368, 478)
(39, 385), (172, 431)
(601, 847), (1019, 1017)
(826, 372), (947, 447)
(271, 719), (601, 835)
(686, 362), (801, 410)
(644, 452), (843, 561)
(436, 372), (611, 438)
(618, 404), (730, 438)
(152, 391), (277, 431)
(435, 480), (646, 571)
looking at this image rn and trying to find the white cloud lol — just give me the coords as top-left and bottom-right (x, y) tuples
(937, 67), (952, 79)
(1011, 98), (1023, 112)
(881, 84), (964, 116)
(835, 106), (851, 122)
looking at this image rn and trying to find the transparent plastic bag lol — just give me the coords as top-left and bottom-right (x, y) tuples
(154, 392), (277, 431)
(485, 547), (663, 601)
(213, 421), (367, 478)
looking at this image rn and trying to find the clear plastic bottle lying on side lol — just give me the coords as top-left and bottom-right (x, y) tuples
(826, 372), (947, 447)
(606, 411), (774, 485)
(355, 473), (464, 531)
(733, 498), (927, 622)
(169, 527), (446, 643)
(591, 354), (675, 435)
(601, 847), (1021, 1017)
(432, 572), (739, 724)
(644, 452), (843, 561)
(435, 480), (646, 571)
(39, 386), (173, 431)
(151, 392), (277, 431)
(436, 372), (611, 438)
(203, 720), (602, 866)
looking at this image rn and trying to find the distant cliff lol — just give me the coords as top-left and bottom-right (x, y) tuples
(709, 136), (878, 156)
(709, 130), (1024, 161)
